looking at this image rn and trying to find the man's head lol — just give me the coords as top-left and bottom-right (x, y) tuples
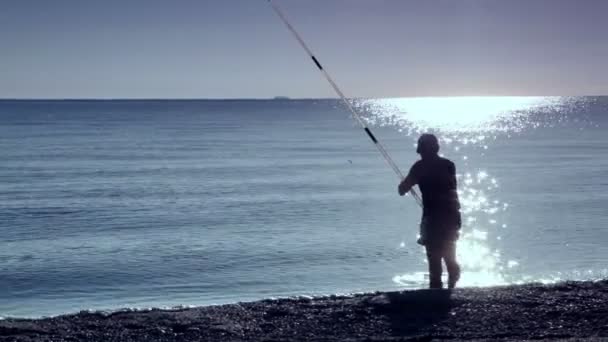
(416, 133), (440, 157)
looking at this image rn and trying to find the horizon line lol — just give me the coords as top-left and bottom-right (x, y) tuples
(1, 94), (606, 101)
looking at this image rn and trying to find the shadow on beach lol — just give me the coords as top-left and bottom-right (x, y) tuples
(370, 288), (455, 336)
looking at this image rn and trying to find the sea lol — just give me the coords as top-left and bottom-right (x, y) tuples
(1, 97), (607, 318)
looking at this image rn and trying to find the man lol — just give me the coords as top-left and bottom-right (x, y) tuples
(398, 133), (462, 289)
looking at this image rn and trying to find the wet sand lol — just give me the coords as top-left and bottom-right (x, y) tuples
(2, 280), (607, 341)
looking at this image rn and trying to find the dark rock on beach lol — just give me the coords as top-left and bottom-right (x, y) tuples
(2, 280), (608, 341)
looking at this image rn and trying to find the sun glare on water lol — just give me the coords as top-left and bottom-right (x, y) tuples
(359, 96), (566, 134)
(358, 96), (577, 288)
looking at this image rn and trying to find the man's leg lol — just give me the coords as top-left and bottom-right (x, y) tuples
(425, 244), (443, 289)
(443, 240), (461, 289)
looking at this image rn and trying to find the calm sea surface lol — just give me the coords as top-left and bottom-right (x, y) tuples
(1, 97), (607, 318)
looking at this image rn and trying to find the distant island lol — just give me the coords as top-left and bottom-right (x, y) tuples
(273, 96), (291, 100)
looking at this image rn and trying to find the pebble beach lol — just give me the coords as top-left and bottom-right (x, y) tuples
(2, 280), (607, 341)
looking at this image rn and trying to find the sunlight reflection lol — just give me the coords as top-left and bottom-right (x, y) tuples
(357, 96), (585, 135)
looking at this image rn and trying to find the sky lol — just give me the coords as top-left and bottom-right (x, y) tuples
(1, 0), (607, 99)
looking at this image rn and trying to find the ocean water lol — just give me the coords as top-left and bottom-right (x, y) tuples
(1, 97), (607, 318)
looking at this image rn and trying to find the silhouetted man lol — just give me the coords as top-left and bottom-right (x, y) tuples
(398, 133), (462, 289)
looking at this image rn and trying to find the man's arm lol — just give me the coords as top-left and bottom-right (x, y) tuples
(398, 174), (417, 196)
(448, 161), (457, 189)
(398, 163), (419, 196)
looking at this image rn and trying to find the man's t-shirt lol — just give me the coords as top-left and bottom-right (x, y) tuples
(408, 156), (461, 227)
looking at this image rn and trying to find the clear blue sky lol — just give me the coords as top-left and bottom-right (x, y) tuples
(1, 0), (607, 98)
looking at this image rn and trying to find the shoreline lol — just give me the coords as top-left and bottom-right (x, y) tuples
(2, 280), (608, 341)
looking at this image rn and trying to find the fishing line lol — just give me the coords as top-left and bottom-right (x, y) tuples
(267, 0), (422, 206)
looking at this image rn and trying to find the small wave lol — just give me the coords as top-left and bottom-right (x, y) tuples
(5, 207), (90, 218)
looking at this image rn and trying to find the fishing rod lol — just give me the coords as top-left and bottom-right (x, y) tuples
(267, 0), (422, 207)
